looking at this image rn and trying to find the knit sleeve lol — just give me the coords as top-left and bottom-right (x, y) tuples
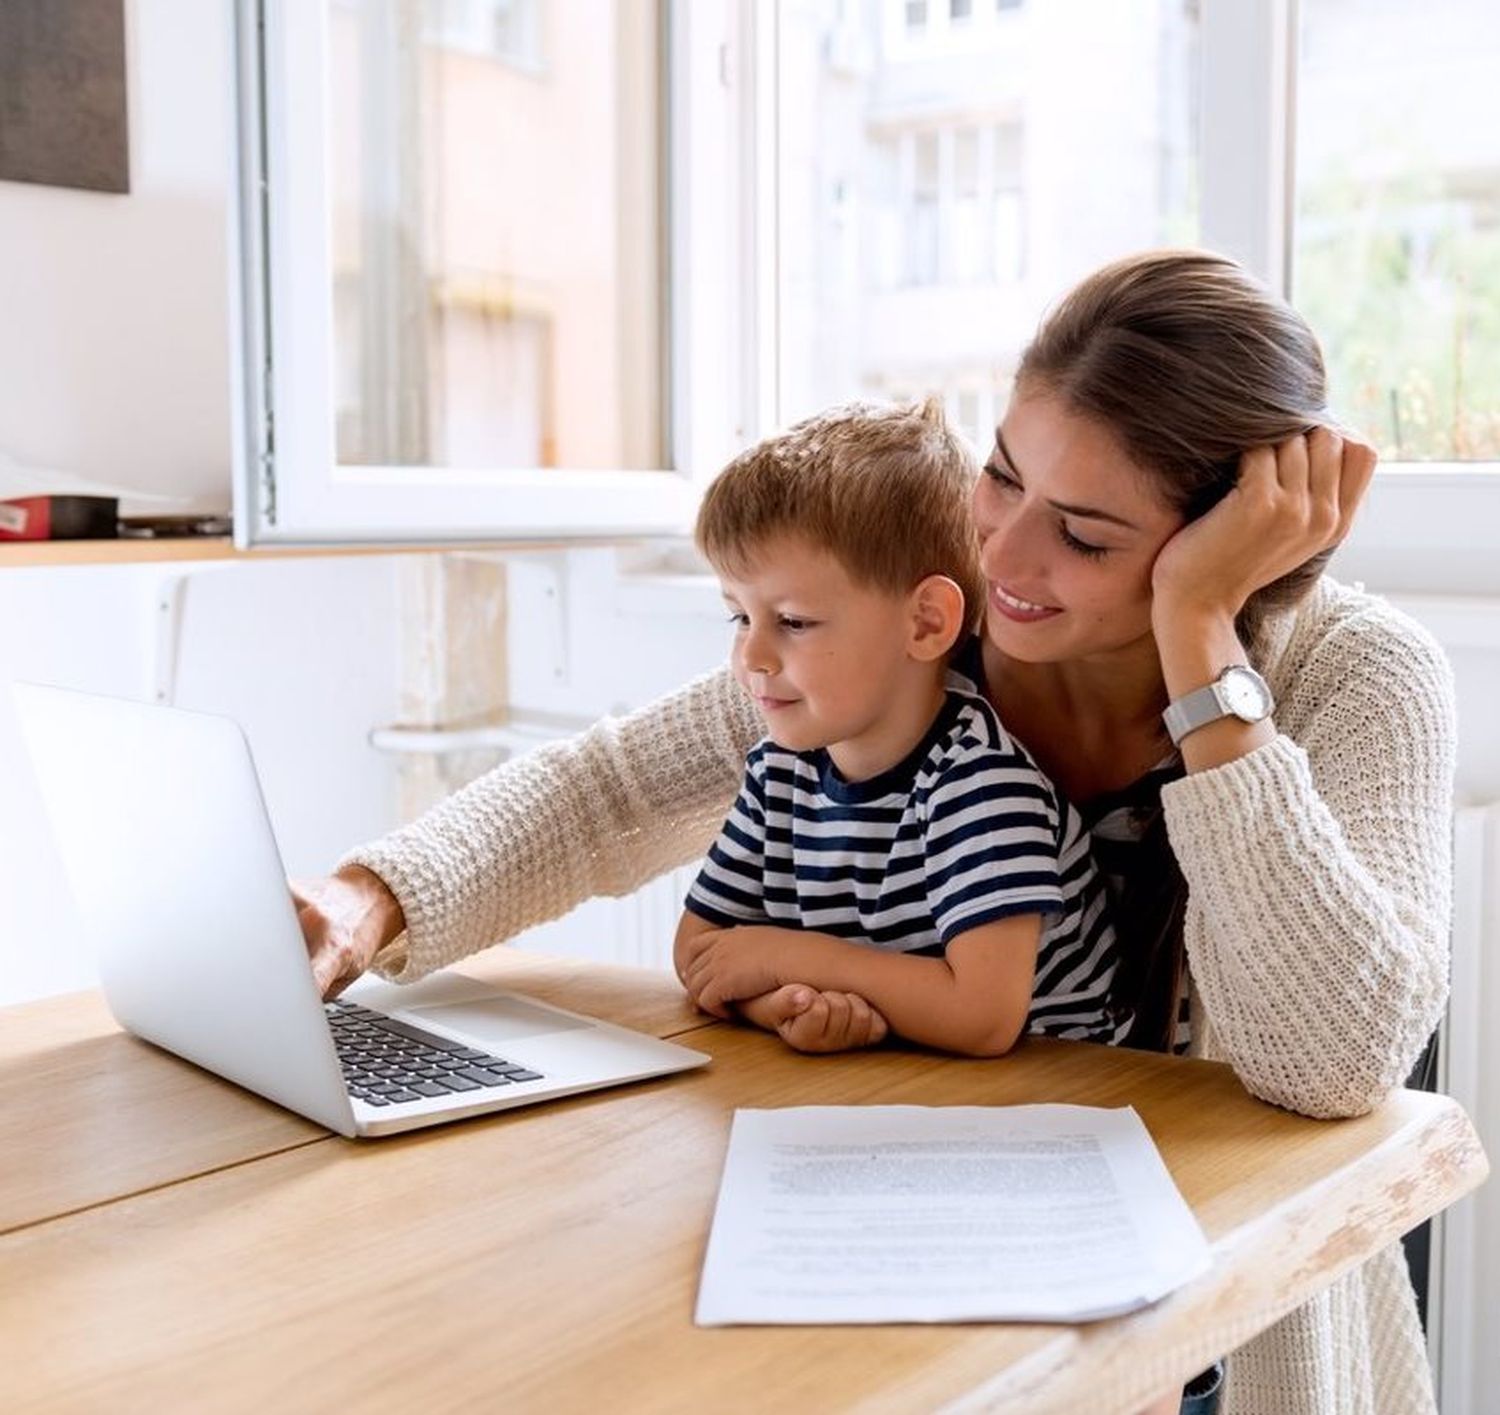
(341, 666), (762, 981)
(1162, 601), (1456, 1119)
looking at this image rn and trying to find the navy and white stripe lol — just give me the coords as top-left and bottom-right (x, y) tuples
(686, 688), (1126, 1043)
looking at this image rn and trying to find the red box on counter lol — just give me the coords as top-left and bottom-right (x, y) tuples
(0, 495), (119, 541)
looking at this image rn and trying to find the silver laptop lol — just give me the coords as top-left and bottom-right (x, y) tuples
(13, 682), (709, 1139)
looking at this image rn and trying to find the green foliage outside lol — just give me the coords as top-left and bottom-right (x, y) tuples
(1296, 162), (1500, 463)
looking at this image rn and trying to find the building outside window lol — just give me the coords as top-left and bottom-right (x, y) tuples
(244, 0), (1500, 549)
(777, 0), (1198, 435)
(327, 0), (663, 474)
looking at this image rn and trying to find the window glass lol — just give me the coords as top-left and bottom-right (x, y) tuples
(1294, 0), (1500, 461)
(776, 0), (1199, 429)
(951, 127), (982, 282)
(327, 0), (664, 470)
(909, 131), (942, 286)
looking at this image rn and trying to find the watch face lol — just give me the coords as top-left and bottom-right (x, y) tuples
(1221, 666), (1272, 720)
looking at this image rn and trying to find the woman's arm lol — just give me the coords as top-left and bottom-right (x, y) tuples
(679, 916), (1042, 1058)
(341, 667), (762, 982)
(1163, 594), (1456, 1117)
(1147, 432), (1453, 1116)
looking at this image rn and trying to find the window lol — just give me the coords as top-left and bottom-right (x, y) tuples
(425, 0), (545, 71)
(775, 0), (1197, 431)
(326, 0), (659, 475)
(908, 131), (941, 285)
(1293, 0), (1500, 464)
(951, 127), (982, 281)
(992, 122), (1024, 282)
(233, 0), (738, 544)
(237, 0), (1497, 584)
(1276, 0), (1500, 592)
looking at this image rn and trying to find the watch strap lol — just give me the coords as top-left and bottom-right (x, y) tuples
(1161, 682), (1225, 747)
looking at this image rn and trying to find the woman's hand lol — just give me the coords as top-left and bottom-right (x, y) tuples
(1150, 426), (1376, 630)
(290, 864), (406, 999)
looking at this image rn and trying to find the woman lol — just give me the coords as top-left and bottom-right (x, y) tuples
(296, 250), (1455, 1415)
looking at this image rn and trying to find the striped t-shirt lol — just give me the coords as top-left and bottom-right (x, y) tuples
(685, 688), (1126, 1042)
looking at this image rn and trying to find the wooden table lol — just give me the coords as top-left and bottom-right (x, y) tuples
(0, 952), (1487, 1414)
(0, 949), (702, 1234)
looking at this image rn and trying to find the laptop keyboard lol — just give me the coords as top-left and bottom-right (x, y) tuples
(325, 999), (544, 1107)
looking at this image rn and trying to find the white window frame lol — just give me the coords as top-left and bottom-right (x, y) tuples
(229, 0), (748, 547)
(1199, 0), (1500, 596)
(233, 0), (1500, 576)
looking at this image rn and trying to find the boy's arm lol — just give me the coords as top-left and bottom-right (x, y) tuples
(673, 909), (720, 987)
(679, 915), (1041, 1057)
(677, 910), (890, 1052)
(738, 986), (890, 1052)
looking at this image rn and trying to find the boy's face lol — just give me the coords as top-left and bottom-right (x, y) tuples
(718, 534), (933, 768)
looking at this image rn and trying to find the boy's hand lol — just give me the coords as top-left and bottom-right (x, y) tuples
(679, 925), (788, 1018)
(766, 986), (889, 1053)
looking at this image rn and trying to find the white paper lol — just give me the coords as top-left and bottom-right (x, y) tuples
(695, 1104), (1210, 1325)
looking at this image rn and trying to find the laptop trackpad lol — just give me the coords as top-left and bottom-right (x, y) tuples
(409, 996), (593, 1045)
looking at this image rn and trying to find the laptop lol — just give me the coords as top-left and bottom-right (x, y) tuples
(12, 682), (709, 1139)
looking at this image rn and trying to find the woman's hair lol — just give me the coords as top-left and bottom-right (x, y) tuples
(1017, 248), (1333, 657)
(1019, 250), (1335, 1053)
(695, 397), (987, 638)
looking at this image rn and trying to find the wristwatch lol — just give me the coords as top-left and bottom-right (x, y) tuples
(1161, 664), (1275, 747)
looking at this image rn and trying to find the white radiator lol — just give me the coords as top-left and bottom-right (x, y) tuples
(616, 863), (702, 972)
(1431, 802), (1499, 1415)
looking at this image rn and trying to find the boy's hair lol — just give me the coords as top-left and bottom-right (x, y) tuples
(694, 397), (987, 636)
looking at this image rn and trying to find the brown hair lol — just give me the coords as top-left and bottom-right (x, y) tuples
(695, 397), (987, 637)
(1018, 250), (1335, 1051)
(1018, 248), (1332, 657)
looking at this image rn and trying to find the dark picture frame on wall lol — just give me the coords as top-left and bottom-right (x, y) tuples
(0, 0), (130, 194)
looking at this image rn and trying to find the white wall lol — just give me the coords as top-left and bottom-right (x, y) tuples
(493, 549), (728, 968)
(0, 555), (407, 1006)
(0, 0), (415, 1010)
(0, 0), (231, 511)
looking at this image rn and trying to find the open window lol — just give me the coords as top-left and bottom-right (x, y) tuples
(231, 0), (748, 544)
(234, 0), (1500, 585)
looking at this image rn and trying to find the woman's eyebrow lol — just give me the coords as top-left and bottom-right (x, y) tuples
(993, 428), (1142, 531)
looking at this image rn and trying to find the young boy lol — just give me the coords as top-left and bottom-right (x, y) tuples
(673, 398), (1126, 1057)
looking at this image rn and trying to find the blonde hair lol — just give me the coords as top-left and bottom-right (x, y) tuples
(695, 398), (986, 636)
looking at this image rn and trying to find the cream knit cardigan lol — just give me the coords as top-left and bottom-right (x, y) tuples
(348, 576), (1456, 1415)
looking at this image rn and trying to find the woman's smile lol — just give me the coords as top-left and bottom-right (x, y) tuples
(990, 582), (1062, 622)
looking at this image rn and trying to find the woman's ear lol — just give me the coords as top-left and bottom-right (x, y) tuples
(907, 574), (966, 663)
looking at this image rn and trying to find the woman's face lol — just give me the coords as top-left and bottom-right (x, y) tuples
(973, 388), (1185, 664)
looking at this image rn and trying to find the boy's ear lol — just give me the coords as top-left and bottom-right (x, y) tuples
(907, 574), (966, 663)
